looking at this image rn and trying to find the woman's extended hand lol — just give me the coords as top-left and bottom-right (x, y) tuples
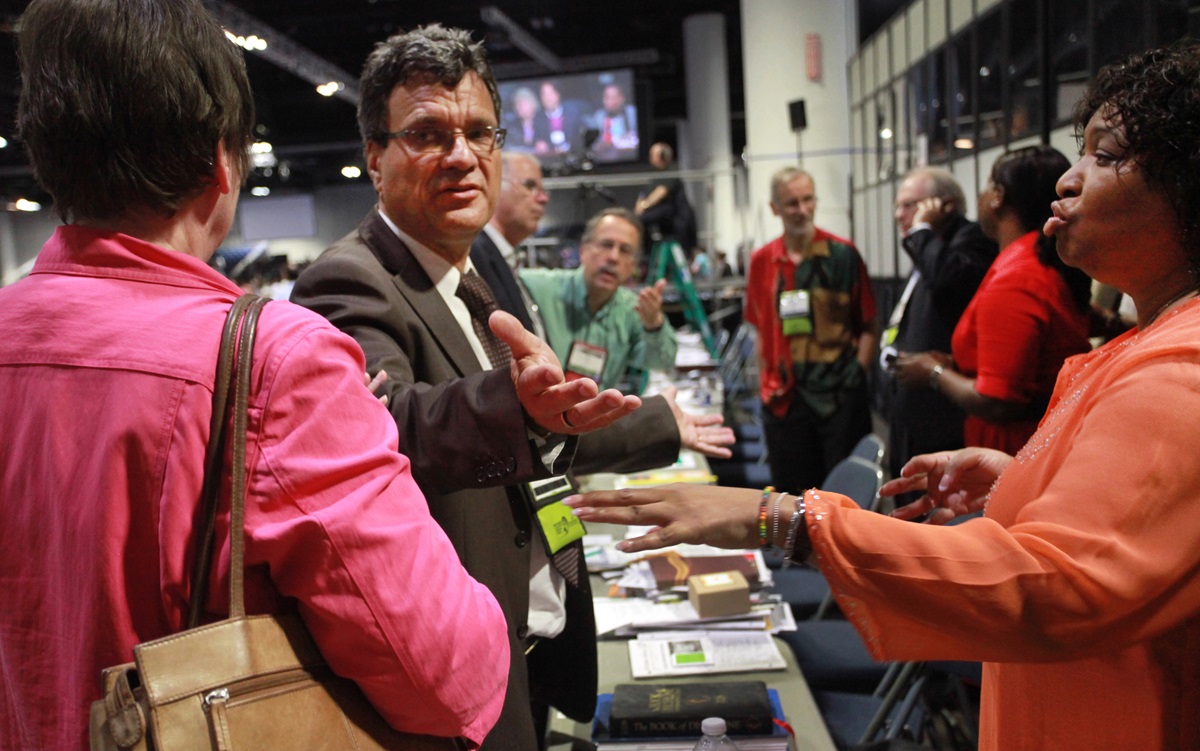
(564, 484), (762, 553)
(881, 448), (1014, 524)
(893, 350), (955, 390)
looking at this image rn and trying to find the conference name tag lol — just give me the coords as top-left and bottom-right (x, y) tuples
(779, 289), (813, 336)
(566, 340), (607, 382)
(527, 475), (586, 555)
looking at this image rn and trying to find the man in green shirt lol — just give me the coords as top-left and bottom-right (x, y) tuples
(521, 208), (678, 392)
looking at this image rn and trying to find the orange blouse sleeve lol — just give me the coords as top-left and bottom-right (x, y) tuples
(804, 342), (1200, 665)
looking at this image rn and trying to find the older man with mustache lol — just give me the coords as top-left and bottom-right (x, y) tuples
(520, 207), (678, 393)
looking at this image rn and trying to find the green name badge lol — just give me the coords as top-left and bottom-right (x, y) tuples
(535, 501), (587, 554)
(781, 316), (813, 336)
(528, 475), (586, 555)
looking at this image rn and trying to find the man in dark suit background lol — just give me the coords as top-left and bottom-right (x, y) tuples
(882, 167), (997, 482)
(471, 150), (549, 336)
(291, 25), (654, 751)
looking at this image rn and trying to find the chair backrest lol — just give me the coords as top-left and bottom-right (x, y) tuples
(717, 323), (749, 384)
(850, 433), (885, 466)
(820, 456), (883, 511)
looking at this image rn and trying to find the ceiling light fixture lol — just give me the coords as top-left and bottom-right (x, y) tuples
(341, 166), (362, 179)
(224, 30), (268, 51)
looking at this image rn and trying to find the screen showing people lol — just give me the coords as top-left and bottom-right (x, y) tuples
(498, 68), (639, 168)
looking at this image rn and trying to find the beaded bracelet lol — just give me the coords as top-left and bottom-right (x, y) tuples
(782, 491), (809, 568)
(757, 486), (774, 549)
(771, 492), (787, 546)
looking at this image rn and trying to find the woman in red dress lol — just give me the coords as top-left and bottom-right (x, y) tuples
(894, 146), (1092, 453)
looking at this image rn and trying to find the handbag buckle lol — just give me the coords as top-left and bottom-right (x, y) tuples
(204, 688), (230, 708)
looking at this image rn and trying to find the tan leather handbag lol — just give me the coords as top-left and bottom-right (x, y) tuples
(89, 295), (459, 750)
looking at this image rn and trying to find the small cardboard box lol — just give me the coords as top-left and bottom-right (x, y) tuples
(687, 569), (751, 618)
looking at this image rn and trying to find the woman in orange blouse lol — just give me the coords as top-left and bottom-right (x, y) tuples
(567, 42), (1200, 751)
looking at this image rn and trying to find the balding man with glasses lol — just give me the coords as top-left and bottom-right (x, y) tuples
(292, 24), (641, 751)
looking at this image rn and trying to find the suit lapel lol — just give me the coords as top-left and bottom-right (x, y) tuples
(470, 233), (535, 333)
(358, 209), (484, 376)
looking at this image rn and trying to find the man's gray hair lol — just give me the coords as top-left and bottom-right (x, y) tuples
(906, 167), (966, 215)
(769, 166), (814, 203)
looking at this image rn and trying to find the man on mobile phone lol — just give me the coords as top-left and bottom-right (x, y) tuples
(883, 167), (997, 482)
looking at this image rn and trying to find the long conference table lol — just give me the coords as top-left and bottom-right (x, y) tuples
(547, 521), (837, 751)
(545, 359), (836, 750)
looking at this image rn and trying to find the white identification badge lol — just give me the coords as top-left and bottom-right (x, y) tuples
(779, 289), (813, 336)
(566, 340), (607, 382)
(779, 289), (810, 317)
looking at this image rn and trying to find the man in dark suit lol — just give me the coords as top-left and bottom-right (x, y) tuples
(471, 151), (548, 336)
(883, 167), (998, 482)
(291, 25), (668, 751)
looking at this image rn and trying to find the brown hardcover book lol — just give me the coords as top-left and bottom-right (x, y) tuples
(645, 551), (761, 590)
(608, 680), (774, 738)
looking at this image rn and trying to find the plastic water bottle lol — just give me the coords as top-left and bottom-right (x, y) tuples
(691, 717), (742, 750)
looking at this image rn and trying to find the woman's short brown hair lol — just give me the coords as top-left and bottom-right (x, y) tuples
(17, 0), (255, 222)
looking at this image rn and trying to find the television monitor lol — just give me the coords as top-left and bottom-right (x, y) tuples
(496, 68), (640, 171)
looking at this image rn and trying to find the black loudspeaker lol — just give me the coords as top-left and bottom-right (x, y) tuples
(788, 99), (807, 132)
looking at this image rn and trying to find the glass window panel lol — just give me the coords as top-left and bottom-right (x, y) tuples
(875, 31), (890, 86)
(928, 0), (949, 48)
(1095, 0), (1145, 69)
(853, 191), (868, 262)
(1152, 1), (1195, 46)
(1008, 0), (1043, 141)
(891, 15), (908, 77)
(929, 49), (949, 163)
(977, 9), (1004, 148)
(863, 38), (878, 93)
(951, 159), (977, 219)
(949, 33), (975, 155)
(907, 0), (927, 67)
(864, 95), (879, 186)
(853, 106), (867, 191)
(893, 79), (912, 175)
(849, 56), (861, 105)
(908, 58), (930, 166)
(1048, 0), (1089, 126)
(950, 0), (974, 34)
(877, 89), (896, 182)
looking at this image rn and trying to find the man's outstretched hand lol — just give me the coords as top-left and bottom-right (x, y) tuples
(490, 310), (640, 434)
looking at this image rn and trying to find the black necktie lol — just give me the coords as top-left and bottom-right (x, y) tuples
(554, 543), (582, 589)
(456, 270), (512, 369)
(458, 270), (582, 586)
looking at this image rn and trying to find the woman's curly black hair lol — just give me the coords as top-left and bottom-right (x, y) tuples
(1076, 41), (1200, 276)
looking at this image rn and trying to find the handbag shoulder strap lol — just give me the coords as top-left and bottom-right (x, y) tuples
(187, 293), (269, 627)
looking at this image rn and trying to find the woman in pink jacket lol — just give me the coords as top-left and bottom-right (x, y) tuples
(0, 1), (511, 748)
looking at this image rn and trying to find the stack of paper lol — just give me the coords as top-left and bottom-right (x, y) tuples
(626, 631), (787, 678)
(592, 596), (795, 639)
